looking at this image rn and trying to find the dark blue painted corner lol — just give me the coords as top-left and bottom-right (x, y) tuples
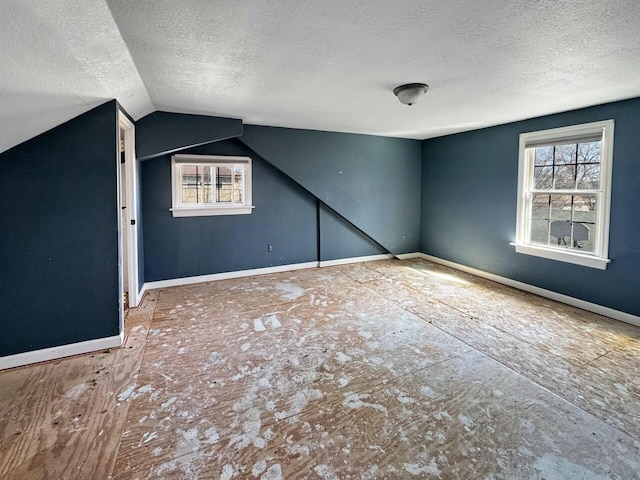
(136, 111), (243, 160)
(0, 100), (120, 356)
(240, 125), (422, 254)
(319, 205), (386, 261)
(420, 97), (640, 316)
(140, 119), (423, 284)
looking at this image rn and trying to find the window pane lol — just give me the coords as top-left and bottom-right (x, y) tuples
(534, 166), (553, 189)
(572, 222), (596, 252)
(531, 194), (550, 219)
(576, 164), (600, 190)
(550, 220), (572, 247)
(534, 147), (553, 166)
(553, 165), (576, 189)
(202, 166), (212, 203)
(216, 166), (233, 203)
(572, 195), (596, 253)
(546, 195), (597, 252)
(577, 141), (601, 164)
(181, 165), (200, 204)
(519, 123), (611, 260)
(234, 166), (243, 203)
(550, 195), (572, 221)
(554, 144), (576, 165)
(530, 219), (549, 244)
(572, 196), (597, 223)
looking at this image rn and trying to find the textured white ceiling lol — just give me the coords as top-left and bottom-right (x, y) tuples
(105, 0), (640, 139)
(2, 0), (640, 153)
(0, 0), (153, 153)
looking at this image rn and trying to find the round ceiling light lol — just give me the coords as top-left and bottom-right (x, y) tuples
(393, 83), (429, 106)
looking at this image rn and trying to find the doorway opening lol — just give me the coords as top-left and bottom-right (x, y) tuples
(117, 112), (140, 334)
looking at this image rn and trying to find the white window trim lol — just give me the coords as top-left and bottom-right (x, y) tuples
(514, 120), (614, 270)
(170, 154), (254, 217)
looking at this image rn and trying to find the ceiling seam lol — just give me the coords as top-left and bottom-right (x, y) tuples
(103, 0), (158, 115)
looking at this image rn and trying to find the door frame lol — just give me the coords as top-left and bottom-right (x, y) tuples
(117, 111), (140, 317)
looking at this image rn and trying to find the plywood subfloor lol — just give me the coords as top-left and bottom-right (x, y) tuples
(1, 259), (640, 479)
(0, 291), (158, 480)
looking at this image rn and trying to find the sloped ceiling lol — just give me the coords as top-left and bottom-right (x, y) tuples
(3, 0), (640, 154)
(0, 0), (153, 153)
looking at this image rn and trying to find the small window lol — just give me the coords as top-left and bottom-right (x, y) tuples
(171, 154), (254, 217)
(514, 120), (614, 270)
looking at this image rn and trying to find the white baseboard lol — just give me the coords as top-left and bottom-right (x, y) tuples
(0, 331), (124, 371)
(395, 252), (423, 260)
(318, 253), (394, 267)
(143, 254), (407, 290)
(143, 261), (320, 290)
(416, 253), (640, 328)
(9, 250), (631, 371)
(2, 254), (428, 371)
(135, 284), (148, 307)
(138, 250), (640, 327)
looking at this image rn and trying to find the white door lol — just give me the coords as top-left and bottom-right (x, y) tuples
(118, 113), (139, 315)
(120, 157), (129, 293)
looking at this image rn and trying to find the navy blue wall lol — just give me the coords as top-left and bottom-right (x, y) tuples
(136, 111), (243, 160)
(135, 112), (246, 288)
(141, 118), (422, 282)
(241, 125), (422, 254)
(0, 101), (120, 356)
(319, 205), (386, 261)
(420, 97), (640, 316)
(142, 140), (318, 282)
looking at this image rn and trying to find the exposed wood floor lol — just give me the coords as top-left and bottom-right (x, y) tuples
(1, 258), (640, 479)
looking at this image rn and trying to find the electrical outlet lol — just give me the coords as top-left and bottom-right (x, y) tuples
(267, 244), (273, 252)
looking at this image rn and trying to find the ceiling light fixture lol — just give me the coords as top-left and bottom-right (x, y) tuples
(393, 83), (429, 106)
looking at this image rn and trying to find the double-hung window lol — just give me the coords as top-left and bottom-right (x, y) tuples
(514, 120), (614, 270)
(171, 154), (254, 217)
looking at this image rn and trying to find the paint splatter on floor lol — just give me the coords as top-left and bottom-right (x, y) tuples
(3, 261), (640, 480)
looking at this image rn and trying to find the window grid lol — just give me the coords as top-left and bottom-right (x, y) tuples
(179, 163), (245, 207)
(527, 140), (601, 253)
(515, 120), (613, 270)
(171, 154), (253, 218)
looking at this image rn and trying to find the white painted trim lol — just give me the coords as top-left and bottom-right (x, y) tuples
(140, 250), (640, 333)
(139, 250), (638, 326)
(512, 243), (610, 270)
(119, 112), (140, 308)
(143, 253), (416, 290)
(143, 261), (320, 290)
(171, 205), (255, 217)
(136, 283), (148, 306)
(415, 253), (640, 328)
(395, 252), (423, 260)
(173, 154), (251, 164)
(318, 254), (394, 267)
(115, 116), (124, 333)
(515, 120), (614, 270)
(0, 332), (124, 371)
(142, 254), (420, 291)
(171, 154), (253, 216)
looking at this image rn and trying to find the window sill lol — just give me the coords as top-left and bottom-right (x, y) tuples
(511, 242), (610, 270)
(170, 206), (255, 217)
